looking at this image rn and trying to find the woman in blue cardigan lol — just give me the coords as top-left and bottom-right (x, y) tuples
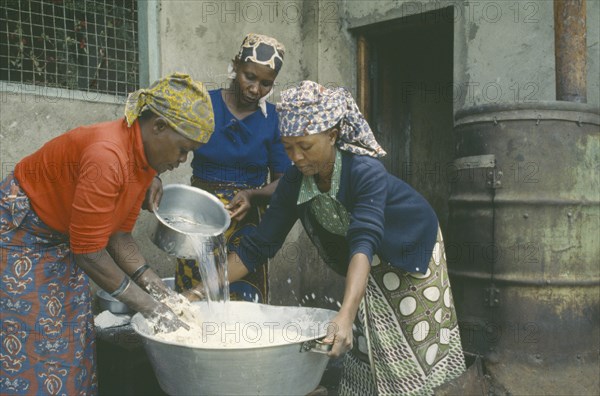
(189, 81), (466, 395)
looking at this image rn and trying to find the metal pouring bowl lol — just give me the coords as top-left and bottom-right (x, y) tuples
(150, 184), (230, 258)
(131, 301), (336, 395)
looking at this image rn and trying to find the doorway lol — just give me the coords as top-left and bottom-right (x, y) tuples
(355, 7), (455, 232)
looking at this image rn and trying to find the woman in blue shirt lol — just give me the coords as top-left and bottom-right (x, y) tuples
(147, 34), (290, 302)
(189, 81), (466, 395)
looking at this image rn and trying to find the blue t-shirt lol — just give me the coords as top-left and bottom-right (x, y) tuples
(191, 89), (291, 187)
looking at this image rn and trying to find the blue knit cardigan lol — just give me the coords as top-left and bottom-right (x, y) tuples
(232, 151), (439, 275)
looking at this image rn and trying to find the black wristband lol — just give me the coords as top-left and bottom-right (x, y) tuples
(110, 277), (131, 298)
(131, 264), (150, 282)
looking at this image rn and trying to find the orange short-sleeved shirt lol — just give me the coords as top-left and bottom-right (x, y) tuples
(14, 119), (156, 254)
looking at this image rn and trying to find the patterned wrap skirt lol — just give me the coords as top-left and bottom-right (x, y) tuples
(338, 228), (466, 396)
(175, 176), (268, 302)
(0, 174), (97, 395)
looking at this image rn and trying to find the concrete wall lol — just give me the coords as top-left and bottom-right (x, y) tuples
(0, 88), (187, 278)
(1, 0), (597, 300)
(158, 0), (318, 101)
(154, 1), (345, 305)
(340, 0), (599, 109)
(291, 0), (600, 308)
(0, 1), (338, 301)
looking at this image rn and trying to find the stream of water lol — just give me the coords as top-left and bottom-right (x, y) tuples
(160, 213), (230, 303)
(187, 233), (229, 303)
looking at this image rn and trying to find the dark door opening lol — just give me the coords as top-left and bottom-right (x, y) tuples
(355, 7), (455, 232)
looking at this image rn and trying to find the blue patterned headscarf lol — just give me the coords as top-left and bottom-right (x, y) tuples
(237, 33), (285, 73)
(276, 81), (386, 158)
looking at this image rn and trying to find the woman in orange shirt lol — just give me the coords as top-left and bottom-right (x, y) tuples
(0, 73), (214, 395)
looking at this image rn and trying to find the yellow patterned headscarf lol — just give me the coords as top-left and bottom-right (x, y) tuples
(124, 72), (215, 143)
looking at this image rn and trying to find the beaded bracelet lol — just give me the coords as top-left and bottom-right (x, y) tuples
(110, 277), (131, 298)
(131, 264), (150, 283)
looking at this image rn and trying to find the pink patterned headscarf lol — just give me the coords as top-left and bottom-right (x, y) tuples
(276, 81), (386, 158)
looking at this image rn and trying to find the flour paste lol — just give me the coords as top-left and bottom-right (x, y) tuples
(145, 299), (332, 349)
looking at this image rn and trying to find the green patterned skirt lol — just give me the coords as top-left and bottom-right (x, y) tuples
(338, 228), (466, 396)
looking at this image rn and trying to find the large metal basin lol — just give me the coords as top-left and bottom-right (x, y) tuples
(151, 184), (230, 258)
(131, 301), (337, 395)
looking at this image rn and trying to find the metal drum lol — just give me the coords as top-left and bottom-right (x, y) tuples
(447, 102), (599, 394)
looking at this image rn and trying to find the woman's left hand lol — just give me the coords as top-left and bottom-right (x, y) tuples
(322, 253), (370, 358)
(225, 190), (252, 221)
(323, 312), (354, 358)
